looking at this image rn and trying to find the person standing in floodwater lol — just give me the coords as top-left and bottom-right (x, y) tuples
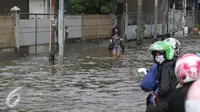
(109, 27), (122, 58)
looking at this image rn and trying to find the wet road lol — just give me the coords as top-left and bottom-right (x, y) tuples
(0, 37), (199, 112)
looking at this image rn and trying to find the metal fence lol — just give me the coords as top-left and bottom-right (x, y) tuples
(185, 11), (200, 32)
(0, 10), (186, 49)
(126, 12), (154, 40)
(127, 12), (153, 25)
(0, 16), (15, 49)
(125, 9), (183, 40)
(16, 13), (117, 47)
(19, 13), (53, 47)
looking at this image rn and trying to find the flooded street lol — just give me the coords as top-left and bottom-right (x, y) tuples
(0, 37), (199, 112)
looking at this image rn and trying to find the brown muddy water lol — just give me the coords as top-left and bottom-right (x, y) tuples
(0, 37), (199, 112)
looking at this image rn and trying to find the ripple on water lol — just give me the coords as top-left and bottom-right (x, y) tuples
(0, 38), (199, 111)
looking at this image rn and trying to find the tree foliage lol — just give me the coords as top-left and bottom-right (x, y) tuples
(69, 0), (118, 14)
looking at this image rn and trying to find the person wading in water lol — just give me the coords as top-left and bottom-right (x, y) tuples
(108, 27), (122, 58)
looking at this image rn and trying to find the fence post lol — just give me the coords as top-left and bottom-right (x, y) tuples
(49, 0), (56, 63)
(35, 14), (38, 56)
(137, 0), (142, 45)
(124, 12), (128, 42)
(10, 6), (21, 52)
(97, 14), (99, 39)
(121, 13), (125, 40)
(150, 14), (153, 38)
(81, 14), (84, 41)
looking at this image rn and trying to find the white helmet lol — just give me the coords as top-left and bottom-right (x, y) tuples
(175, 54), (200, 85)
(185, 79), (200, 112)
(164, 38), (181, 57)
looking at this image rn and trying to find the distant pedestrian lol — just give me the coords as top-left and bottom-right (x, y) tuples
(108, 27), (121, 58)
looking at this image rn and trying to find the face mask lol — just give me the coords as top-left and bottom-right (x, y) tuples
(155, 55), (165, 64)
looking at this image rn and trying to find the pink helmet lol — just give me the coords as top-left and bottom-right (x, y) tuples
(175, 54), (200, 85)
(185, 79), (200, 112)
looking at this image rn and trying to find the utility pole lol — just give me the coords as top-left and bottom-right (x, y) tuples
(111, 0), (115, 29)
(124, 0), (128, 41)
(162, 0), (168, 40)
(154, 0), (158, 41)
(49, 0), (55, 62)
(167, 0), (169, 38)
(124, 0), (128, 13)
(58, 0), (64, 64)
(125, 0), (128, 13)
(172, 3), (175, 37)
(182, 0), (187, 36)
(153, 0), (158, 42)
(192, 0), (195, 36)
(137, 0), (142, 45)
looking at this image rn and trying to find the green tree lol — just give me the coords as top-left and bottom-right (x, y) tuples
(69, 0), (118, 14)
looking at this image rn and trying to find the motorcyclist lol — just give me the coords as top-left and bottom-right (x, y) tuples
(140, 38), (181, 107)
(167, 54), (200, 112)
(145, 41), (178, 112)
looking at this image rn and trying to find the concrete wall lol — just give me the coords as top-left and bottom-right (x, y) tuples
(0, 16), (14, 48)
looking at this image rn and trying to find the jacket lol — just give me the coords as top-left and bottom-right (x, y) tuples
(157, 58), (178, 97)
(156, 58), (178, 112)
(140, 63), (158, 92)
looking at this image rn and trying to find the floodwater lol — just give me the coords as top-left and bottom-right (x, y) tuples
(0, 37), (199, 112)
